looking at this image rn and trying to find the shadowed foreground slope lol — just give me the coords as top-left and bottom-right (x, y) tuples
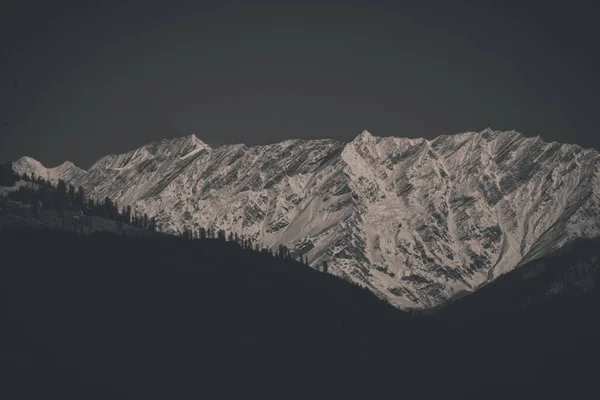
(1, 227), (600, 394)
(436, 237), (600, 335)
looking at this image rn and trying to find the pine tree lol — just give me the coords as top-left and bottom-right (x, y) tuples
(76, 186), (85, 208)
(103, 197), (113, 219)
(276, 244), (290, 260)
(68, 184), (76, 206)
(148, 217), (157, 232)
(125, 206), (132, 224)
(199, 227), (207, 240)
(56, 179), (68, 213)
(87, 198), (94, 214)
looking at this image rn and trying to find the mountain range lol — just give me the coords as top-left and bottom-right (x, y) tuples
(12, 128), (600, 309)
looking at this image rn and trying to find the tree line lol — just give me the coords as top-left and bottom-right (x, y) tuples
(1, 163), (327, 271)
(179, 228), (311, 266)
(3, 170), (158, 232)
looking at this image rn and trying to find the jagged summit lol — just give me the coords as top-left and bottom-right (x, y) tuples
(352, 129), (375, 143)
(56, 161), (77, 169)
(147, 134), (211, 152)
(12, 129), (600, 309)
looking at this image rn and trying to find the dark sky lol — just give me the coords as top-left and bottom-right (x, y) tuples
(1, 0), (598, 168)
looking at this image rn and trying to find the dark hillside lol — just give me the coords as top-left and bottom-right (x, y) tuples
(1, 225), (599, 395)
(435, 237), (600, 335)
(1, 227), (423, 391)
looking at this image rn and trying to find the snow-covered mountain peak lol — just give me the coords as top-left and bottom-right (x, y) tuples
(12, 129), (600, 310)
(352, 129), (375, 143)
(12, 157), (85, 184)
(185, 133), (210, 149)
(145, 134), (211, 155)
(14, 156), (45, 171)
(55, 161), (78, 171)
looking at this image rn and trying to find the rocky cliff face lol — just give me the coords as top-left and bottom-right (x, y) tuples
(14, 129), (600, 309)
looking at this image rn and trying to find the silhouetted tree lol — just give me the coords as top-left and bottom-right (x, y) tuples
(277, 244), (289, 259)
(103, 197), (113, 219)
(68, 184), (76, 206)
(86, 198), (94, 213)
(76, 186), (85, 208)
(42, 186), (53, 209)
(323, 261), (329, 273)
(125, 206), (132, 224)
(56, 179), (68, 214)
(199, 227), (207, 240)
(148, 217), (157, 232)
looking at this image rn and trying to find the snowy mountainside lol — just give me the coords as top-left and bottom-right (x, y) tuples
(12, 156), (86, 184)
(13, 129), (600, 309)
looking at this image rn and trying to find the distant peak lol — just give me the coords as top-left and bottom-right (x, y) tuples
(180, 133), (210, 149)
(54, 160), (85, 172)
(478, 128), (523, 137)
(352, 129), (375, 143)
(15, 156), (44, 168)
(16, 155), (37, 162)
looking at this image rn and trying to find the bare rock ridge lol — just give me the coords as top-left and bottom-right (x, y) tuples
(13, 129), (600, 309)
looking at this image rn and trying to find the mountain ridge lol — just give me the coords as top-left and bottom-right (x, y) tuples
(12, 128), (600, 309)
